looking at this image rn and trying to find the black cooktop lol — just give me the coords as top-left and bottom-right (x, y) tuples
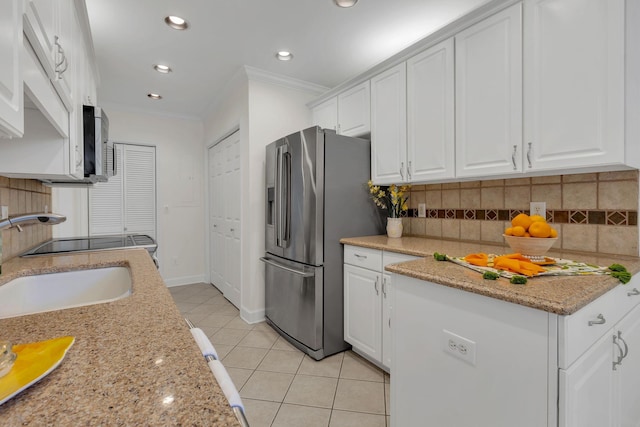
(22, 234), (157, 256)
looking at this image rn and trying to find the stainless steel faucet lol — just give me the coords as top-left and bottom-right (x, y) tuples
(0, 213), (66, 274)
(0, 213), (66, 232)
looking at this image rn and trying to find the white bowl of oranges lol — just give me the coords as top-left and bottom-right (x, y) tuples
(503, 213), (558, 259)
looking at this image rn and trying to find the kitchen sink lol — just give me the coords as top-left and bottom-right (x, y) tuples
(0, 267), (131, 319)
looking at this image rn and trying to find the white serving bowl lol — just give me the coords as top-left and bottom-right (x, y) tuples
(503, 234), (558, 258)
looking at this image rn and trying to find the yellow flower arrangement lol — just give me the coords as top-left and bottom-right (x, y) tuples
(367, 180), (410, 218)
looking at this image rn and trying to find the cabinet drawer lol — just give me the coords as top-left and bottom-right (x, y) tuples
(383, 251), (421, 268)
(558, 287), (622, 369)
(344, 245), (382, 271)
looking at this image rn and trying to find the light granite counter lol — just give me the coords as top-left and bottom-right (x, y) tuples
(0, 249), (239, 426)
(341, 235), (640, 315)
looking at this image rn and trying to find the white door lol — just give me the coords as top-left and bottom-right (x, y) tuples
(616, 304), (640, 427)
(455, 3), (522, 178)
(122, 144), (156, 238)
(338, 80), (370, 136)
(523, 0), (624, 172)
(559, 331), (615, 427)
(407, 38), (455, 182)
(0, 0), (24, 138)
(344, 264), (382, 363)
(371, 62), (407, 185)
(208, 131), (241, 308)
(89, 144), (156, 238)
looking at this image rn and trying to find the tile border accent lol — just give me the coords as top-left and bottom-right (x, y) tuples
(408, 208), (638, 226)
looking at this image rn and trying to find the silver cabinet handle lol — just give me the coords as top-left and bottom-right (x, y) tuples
(618, 330), (629, 360)
(399, 162), (404, 180)
(259, 257), (315, 277)
(230, 228), (235, 232)
(511, 145), (517, 170)
(407, 161), (412, 181)
(527, 142), (533, 168)
(588, 313), (606, 326)
(54, 36), (68, 76)
(354, 254), (367, 259)
(628, 288), (640, 297)
(374, 276), (379, 295)
(382, 276), (387, 298)
(613, 334), (624, 370)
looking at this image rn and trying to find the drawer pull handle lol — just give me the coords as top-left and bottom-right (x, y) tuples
(613, 334), (624, 370)
(511, 145), (517, 170)
(628, 288), (640, 297)
(382, 276), (387, 298)
(618, 331), (629, 360)
(588, 314), (606, 326)
(374, 276), (380, 296)
(354, 254), (367, 259)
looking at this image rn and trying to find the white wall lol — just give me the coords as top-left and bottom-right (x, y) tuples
(203, 66), (325, 322)
(54, 107), (206, 286)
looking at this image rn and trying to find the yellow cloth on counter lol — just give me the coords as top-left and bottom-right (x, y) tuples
(464, 253), (546, 277)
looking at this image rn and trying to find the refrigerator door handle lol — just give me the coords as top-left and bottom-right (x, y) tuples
(275, 145), (283, 247)
(282, 147), (291, 246)
(260, 257), (315, 277)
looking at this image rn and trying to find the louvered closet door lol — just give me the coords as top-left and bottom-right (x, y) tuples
(89, 144), (124, 235)
(123, 144), (156, 238)
(89, 144), (156, 239)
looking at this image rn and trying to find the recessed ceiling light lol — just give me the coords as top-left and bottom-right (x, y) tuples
(334, 0), (358, 7)
(147, 93), (163, 100)
(276, 51), (293, 61)
(153, 64), (172, 74)
(164, 15), (189, 30)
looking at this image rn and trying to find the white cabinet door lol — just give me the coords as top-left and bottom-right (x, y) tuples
(455, 3), (522, 178)
(23, 0), (57, 76)
(407, 38), (455, 182)
(338, 80), (370, 137)
(559, 331), (616, 427)
(523, 0), (624, 172)
(615, 304), (640, 427)
(0, 0), (24, 138)
(344, 264), (382, 363)
(312, 97), (338, 132)
(382, 273), (393, 370)
(371, 63), (407, 185)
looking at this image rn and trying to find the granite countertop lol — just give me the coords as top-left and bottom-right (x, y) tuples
(341, 235), (640, 315)
(0, 249), (239, 426)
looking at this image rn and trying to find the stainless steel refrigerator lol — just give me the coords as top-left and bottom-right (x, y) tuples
(261, 126), (381, 360)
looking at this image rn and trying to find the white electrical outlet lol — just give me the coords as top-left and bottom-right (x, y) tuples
(418, 203), (426, 218)
(443, 329), (476, 366)
(530, 202), (546, 219)
(1, 206), (8, 220)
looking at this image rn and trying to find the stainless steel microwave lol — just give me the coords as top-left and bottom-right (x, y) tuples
(83, 105), (115, 182)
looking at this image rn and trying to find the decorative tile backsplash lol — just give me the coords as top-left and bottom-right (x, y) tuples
(0, 177), (52, 262)
(403, 171), (639, 256)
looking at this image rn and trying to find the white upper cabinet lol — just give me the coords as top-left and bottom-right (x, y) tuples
(0, 0), (24, 138)
(311, 81), (370, 137)
(23, 0), (73, 110)
(338, 81), (370, 136)
(455, 3), (523, 179)
(312, 97), (338, 132)
(523, 0), (625, 172)
(407, 38), (455, 182)
(371, 63), (407, 185)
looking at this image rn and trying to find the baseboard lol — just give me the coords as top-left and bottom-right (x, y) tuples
(163, 274), (206, 287)
(241, 306), (266, 324)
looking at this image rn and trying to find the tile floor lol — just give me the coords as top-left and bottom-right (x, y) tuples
(169, 282), (391, 427)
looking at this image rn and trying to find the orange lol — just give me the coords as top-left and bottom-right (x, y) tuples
(524, 232), (531, 237)
(511, 225), (526, 237)
(512, 213), (532, 230)
(504, 227), (514, 236)
(529, 221), (552, 238)
(549, 228), (558, 238)
(529, 214), (546, 223)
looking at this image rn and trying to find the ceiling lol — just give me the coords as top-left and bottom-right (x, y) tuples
(85, 0), (489, 119)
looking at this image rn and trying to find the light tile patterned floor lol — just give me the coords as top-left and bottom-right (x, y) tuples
(169, 283), (391, 427)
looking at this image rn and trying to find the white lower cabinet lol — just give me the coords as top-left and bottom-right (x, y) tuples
(343, 245), (418, 371)
(393, 273), (640, 427)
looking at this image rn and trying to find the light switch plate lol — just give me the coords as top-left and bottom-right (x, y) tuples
(418, 203), (426, 218)
(1, 206), (8, 220)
